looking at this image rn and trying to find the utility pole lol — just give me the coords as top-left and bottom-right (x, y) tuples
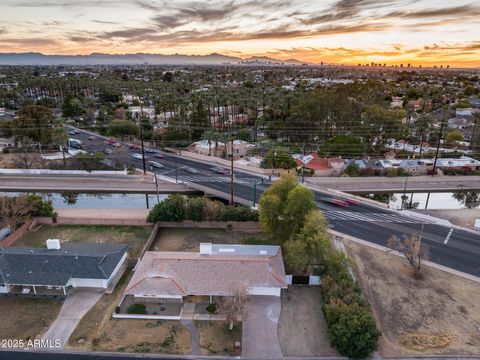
(154, 173), (160, 204)
(140, 103), (147, 175)
(431, 105), (448, 177)
(230, 137), (234, 205)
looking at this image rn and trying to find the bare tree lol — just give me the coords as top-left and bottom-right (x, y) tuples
(13, 147), (43, 169)
(388, 232), (429, 278)
(0, 196), (34, 230)
(217, 287), (248, 330)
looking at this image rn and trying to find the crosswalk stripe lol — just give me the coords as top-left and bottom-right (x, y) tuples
(324, 211), (416, 223)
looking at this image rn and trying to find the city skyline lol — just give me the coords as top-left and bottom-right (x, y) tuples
(0, 0), (479, 67)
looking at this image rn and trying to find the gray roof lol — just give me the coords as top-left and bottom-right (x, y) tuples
(0, 243), (128, 287)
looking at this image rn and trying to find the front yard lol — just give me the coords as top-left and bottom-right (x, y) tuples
(13, 224), (152, 257)
(0, 298), (63, 341)
(345, 239), (480, 357)
(195, 321), (242, 355)
(277, 286), (338, 357)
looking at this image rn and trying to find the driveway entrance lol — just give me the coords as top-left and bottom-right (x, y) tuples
(242, 296), (283, 358)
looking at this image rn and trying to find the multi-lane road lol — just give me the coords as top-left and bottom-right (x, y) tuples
(68, 128), (480, 278)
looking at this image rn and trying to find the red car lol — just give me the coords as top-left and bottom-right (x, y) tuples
(330, 199), (349, 207)
(130, 144), (141, 150)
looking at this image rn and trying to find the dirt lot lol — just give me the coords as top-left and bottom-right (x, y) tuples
(14, 225), (152, 257)
(0, 298), (63, 341)
(195, 321), (241, 355)
(68, 270), (191, 355)
(151, 228), (269, 252)
(344, 240), (480, 357)
(277, 286), (337, 357)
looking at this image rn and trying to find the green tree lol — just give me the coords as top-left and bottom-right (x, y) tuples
(320, 135), (365, 158)
(62, 95), (84, 118)
(108, 120), (138, 140)
(445, 130), (464, 144)
(261, 150), (296, 169)
(13, 105), (54, 145)
(284, 210), (331, 273)
(259, 174), (315, 242)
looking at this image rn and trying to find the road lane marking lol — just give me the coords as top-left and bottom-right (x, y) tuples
(444, 228), (454, 244)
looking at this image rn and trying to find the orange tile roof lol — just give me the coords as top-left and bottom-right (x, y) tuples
(125, 249), (287, 297)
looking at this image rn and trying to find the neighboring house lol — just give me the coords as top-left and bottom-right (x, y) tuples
(188, 139), (254, 159)
(118, 243), (287, 319)
(0, 241), (128, 297)
(436, 156), (480, 174)
(456, 108), (478, 118)
(399, 159), (434, 175)
(293, 153), (344, 176)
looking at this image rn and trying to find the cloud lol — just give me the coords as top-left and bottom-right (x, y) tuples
(42, 20), (65, 26)
(0, 38), (59, 46)
(92, 20), (120, 25)
(0, 27), (6, 35)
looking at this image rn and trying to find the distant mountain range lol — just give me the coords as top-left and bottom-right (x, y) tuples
(0, 52), (307, 66)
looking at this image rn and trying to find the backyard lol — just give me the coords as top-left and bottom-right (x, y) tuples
(277, 286), (337, 357)
(195, 321), (242, 355)
(0, 298), (63, 341)
(150, 227), (271, 252)
(13, 224), (153, 257)
(344, 239), (480, 357)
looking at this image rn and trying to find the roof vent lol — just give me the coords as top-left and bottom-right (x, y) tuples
(260, 250), (267, 255)
(199, 243), (213, 255)
(46, 239), (61, 250)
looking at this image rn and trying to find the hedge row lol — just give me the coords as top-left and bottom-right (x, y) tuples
(147, 195), (258, 223)
(321, 251), (381, 359)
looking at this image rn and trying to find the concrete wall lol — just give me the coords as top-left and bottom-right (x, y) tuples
(0, 219), (34, 247)
(35, 217), (148, 226)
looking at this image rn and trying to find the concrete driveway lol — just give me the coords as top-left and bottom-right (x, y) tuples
(42, 288), (103, 348)
(242, 296), (283, 358)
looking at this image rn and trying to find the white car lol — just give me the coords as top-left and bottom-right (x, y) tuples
(131, 153), (144, 160)
(148, 161), (164, 169)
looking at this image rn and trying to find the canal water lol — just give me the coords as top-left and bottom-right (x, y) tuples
(1, 192), (167, 209)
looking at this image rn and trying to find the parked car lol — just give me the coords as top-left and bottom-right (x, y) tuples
(148, 161), (164, 169)
(103, 148), (113, 155)
(210, 166), (229, 175)
(131, 153), (143, 160)
(154, 153), (165, 158)
(87, 136), (95, 140)
(130, 144), (141, 150)
(145, 148), (156, 153)
(68, 130), (76, 135)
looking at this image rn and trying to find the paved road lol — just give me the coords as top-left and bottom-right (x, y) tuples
(42, 288), (103, 348)
(306, 175), (480, 192)
(242, 296), (283, 358)
(0, 174), (192, 194)
(69, 127), (480, 278)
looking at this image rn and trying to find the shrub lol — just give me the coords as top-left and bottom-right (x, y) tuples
(147, 194), (186, 222)
(220, 205), (259, 221)
(206, 303), (217, 314)
(185, 197), (205, 221)
(26, 194), (54, 217)
(323, 301), (380, 359)
(127, 303), (147, 314)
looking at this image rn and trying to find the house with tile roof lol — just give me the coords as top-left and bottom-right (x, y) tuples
(117, 243), (287, 319)
(0, 241), (128, 297)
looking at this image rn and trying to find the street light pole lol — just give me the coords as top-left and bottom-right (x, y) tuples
(230, 138), (234, 205)
(431, 105), (448, 177)
(140, 103), (147, 175)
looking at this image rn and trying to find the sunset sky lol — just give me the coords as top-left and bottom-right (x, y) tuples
(0, 0), (479, 67)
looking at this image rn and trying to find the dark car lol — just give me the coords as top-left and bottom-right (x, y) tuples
(145, 148), (156, 153)
(210, 166), (229, 175)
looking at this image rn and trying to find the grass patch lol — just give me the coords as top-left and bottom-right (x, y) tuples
(14, 225), (152, 257)
(195, 321), (242, 355)
(0, 298), (63, 341)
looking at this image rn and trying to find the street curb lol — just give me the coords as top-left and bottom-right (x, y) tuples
(329, 229), (480, 285)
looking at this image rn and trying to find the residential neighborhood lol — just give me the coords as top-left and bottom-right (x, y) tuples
(1, 1), (480, 359)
